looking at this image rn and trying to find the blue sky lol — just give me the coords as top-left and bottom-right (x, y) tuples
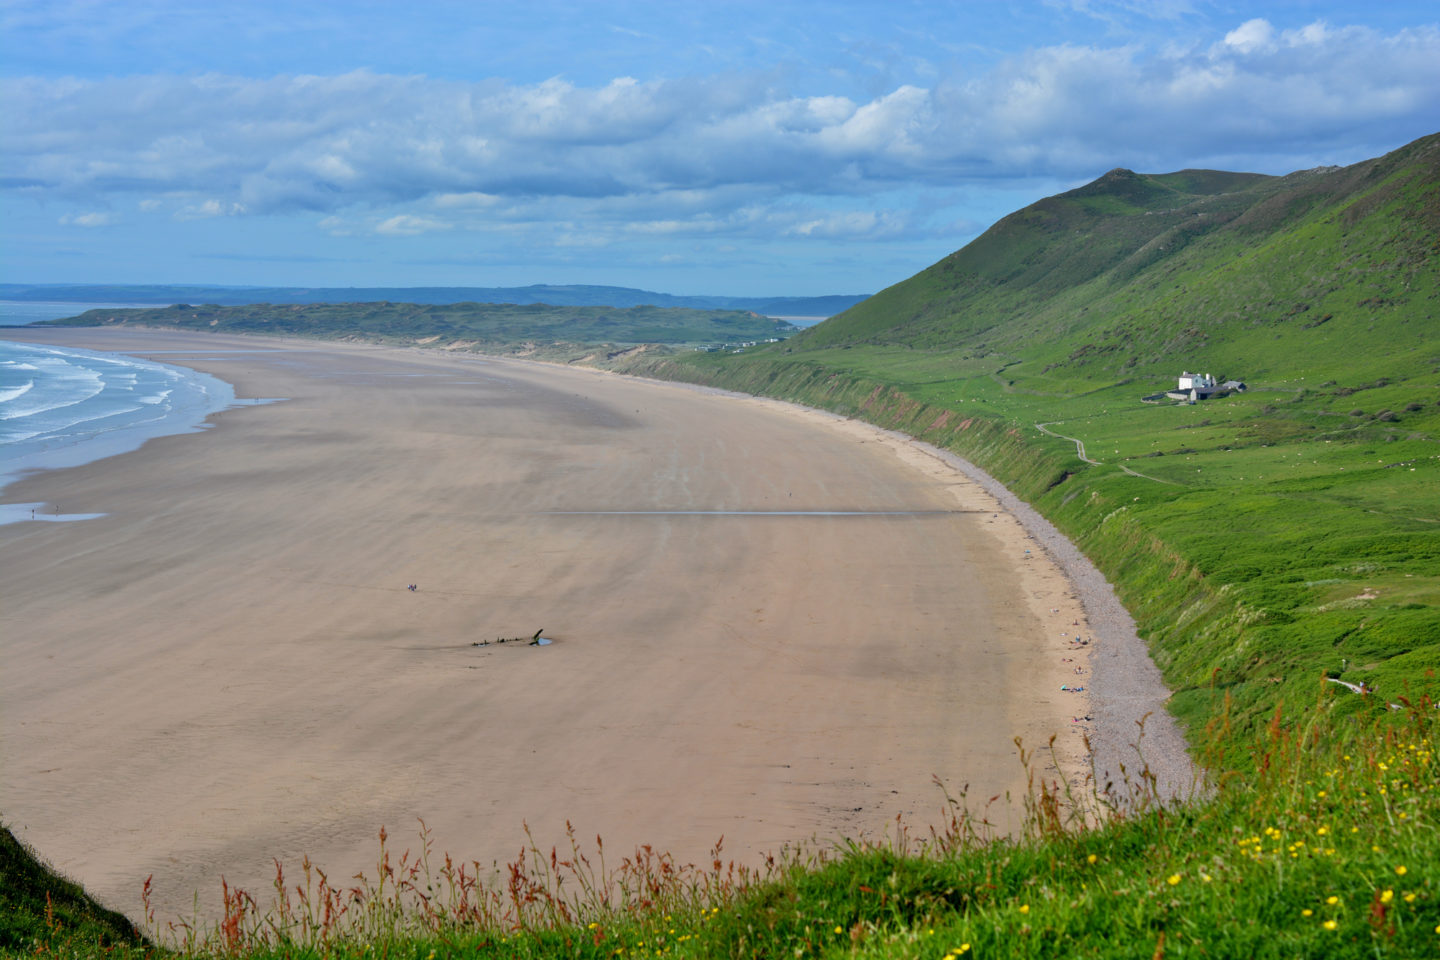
(3, 1), (1439, 297)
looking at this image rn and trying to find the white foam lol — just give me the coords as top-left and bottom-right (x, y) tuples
(0, 379), (33, 403)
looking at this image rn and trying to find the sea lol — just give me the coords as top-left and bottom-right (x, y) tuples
(0, 301), (237, 520)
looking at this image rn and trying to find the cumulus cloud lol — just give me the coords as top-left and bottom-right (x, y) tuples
(4, 18), (1438, 241)
(1222, 18), (1275, 54)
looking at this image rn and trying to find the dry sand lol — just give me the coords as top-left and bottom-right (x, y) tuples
(0, 329), (1184, 926)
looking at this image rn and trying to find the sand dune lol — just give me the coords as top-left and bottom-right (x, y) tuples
(1, 329), (1103, 925)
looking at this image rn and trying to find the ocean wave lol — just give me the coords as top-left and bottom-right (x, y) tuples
(0, 339), (238, 495)
(0, 372), (106, 421)
(0, 379), (34, 403)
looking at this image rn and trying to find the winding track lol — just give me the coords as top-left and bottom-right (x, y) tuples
(1035, 421), (1179, 485)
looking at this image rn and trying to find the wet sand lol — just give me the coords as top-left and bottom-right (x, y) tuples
(2, 329), (1113, 925)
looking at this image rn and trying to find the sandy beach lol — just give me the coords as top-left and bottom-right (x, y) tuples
(0, 329), (1173, 926)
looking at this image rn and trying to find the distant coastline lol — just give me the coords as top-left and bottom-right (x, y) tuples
(0, 284), (870, 319)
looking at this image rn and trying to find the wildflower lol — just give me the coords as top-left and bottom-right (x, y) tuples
(1317, 826), (1330, 836)
(1087, 854), (1098, 864)
(834, 926), (843, 935)
(1404, 893), (1417, 904)
(1381, 890), (1394, 904)
(1326, 896), (1339, 906)
(1396, 865), (1408, 876)
(1323, 920), (1338, 931)
(1167, 874), (1181, 886)
(1200, 873), (1213, 883)
(1018, 904), (1030, 914)
(1302, 909), (1313, 918)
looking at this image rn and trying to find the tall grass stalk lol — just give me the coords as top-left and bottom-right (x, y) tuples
(138, 686), (1434, 958)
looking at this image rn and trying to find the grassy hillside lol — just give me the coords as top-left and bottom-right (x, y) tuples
(0, 822), (148, 956)
(37, 300), (796, 353)
(627, 132), (1440, 744)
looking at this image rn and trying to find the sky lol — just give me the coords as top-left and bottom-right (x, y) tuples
(2, 1), (1439, 297)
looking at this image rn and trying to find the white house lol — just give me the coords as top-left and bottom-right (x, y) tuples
(1177, 371), (1216, 393)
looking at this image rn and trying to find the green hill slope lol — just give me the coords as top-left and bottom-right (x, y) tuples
(630, 132), (1440, 744)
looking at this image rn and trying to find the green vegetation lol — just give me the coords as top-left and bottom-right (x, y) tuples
(626, 132), (1440, 745)
(39, 301), (795, 356)
(0, 822), (149, 956)
(4, 698), (1434, 958)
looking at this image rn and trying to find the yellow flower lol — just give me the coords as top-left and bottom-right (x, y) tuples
(833, 926), (843, 935)
(1381, 890), (1394, 904)
(1317, 826), (1330, 836)
(1396, 865), (1408, 876)
(1167, 874), (1181, 886)
(1018, 904), (1030, 914)
(1323, 920), (1338, 931)
(1200, 873), (1213, 883)
(1326, 896), (1339, 906)
(1087, 854), (1098, 864)
(1404, 893), (1417, 904)
(1302, 909), (1313, 917)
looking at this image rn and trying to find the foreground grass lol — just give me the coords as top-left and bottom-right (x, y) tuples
(10, 693), (1430, 959)
(0, 823), (148, 957)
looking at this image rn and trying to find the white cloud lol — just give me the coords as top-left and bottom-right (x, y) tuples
(4, 17), (1438, 245)
(176, 198), (246, 219)
(786, 210), (909, 239)
(375, 214), (451, 236)
(58, 211), (116, 226)
(1222, 18), (1275, 54)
